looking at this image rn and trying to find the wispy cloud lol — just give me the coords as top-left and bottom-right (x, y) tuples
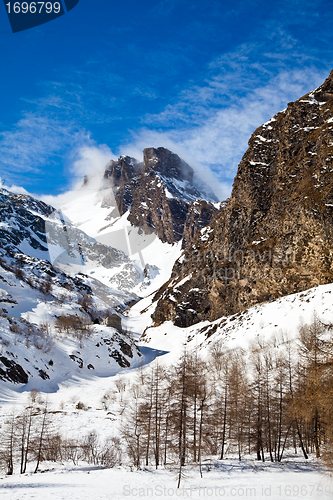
(123, 36), (330, 200)
(41, 144), (115, 208)
(0, 179), (29, 195)
(0, 112), (92, 186)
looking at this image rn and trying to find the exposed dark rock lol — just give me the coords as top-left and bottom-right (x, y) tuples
(109, 349), (130, 368)
(38, 369), (49, 380)
(102, 313), (123, 332)
(119, 338), (133, 358)
(0, 190), (51, 254)
(152, 70), (333, 327)
(0, 356), (28, 384)
(103, 156), (140, 215)
(142, 147), (193, 182)
(182, 200), (220, 249)
(102, 147), (218, 246)
(69, 354), (84, 369)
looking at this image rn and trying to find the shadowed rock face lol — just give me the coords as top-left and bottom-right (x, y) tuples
(103, 147), (218, 246)
(142, 147), (194, 182)
(102, 313), (123, 332)
(0, 190), (53, 253)
(151, 70), (333, 327)
(0, 356), (29, 384)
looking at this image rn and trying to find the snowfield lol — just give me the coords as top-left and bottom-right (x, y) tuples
(0, 282), (333, 498)
(0, 458), (331, 500)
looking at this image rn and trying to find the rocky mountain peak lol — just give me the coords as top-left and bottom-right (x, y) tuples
(312, 69), (333, 101)
(151, 69), (333, 327)
(104, 156), (141, 188)
(142, 147), (194, 182)
(99, 147), (218, 246)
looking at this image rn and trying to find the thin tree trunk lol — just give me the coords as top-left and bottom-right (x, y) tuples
(164, 412), (169, 465)
(220, 384), (228, 460)
(177, 353), (187, 489)
(314, 408), (321, 458)
(278, 422), (292, 462)
(7, 415), (15, 475)
(266, 387), (273, 462)
(198, 400), (205, 478)
(277, 379), (283, 462)
(20, 416), (26, 475)
(154, 365), (160, 469)
(295, 419), (308, 459)
(34, 402), (48, 473)
(23, 409), (33, 474)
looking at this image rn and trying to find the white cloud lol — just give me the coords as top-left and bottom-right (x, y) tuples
(41, 144), (115, 208)
(0, 179), (29, 195)
(69, 144), (115, 188)
(0, 111), (95, 197)
(124, 65), (328, 201)
(0, 114), (72, 172)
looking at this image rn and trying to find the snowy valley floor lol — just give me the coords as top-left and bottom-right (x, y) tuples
(1, 283), (333, 498)
(0, 457), (332, 500)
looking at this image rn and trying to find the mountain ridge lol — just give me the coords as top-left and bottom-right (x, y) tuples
(151, 70), (333, 327)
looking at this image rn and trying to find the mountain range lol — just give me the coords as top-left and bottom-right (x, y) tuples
(1, 70), (333, 389)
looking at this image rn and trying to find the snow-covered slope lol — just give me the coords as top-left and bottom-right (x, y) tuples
(134, 282), (333, 362)
(0, 188), (150, 389)
(57, 185), (183, 295)
(0, 187), (142, 302)
(0, 250), (142, 390)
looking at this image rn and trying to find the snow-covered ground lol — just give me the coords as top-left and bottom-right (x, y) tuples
(2, 281), (333, 411)
(1, 282), (333, 497)
(2, 182), (333, 497)
(0, 457), (331, 500)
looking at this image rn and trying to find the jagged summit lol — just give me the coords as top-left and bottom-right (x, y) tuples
(151, 70), (333, 327)
(104, 156), (142, 189)
(142, 147), (194, 182)
(85, 147), (219, 247)
(306, 68), (333, 102)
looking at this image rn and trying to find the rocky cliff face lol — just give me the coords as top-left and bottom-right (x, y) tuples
(0, 190), (53, 253)
(103, 147), (218, 246)
(152, 70), (333, 327)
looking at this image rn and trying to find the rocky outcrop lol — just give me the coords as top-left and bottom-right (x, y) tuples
(102, 148), (218, 246)
(0, 189), (53, 253)
(182, 200), (221, 249)
(0, 356), (29, 384)
(143, 147), (194, 182)
(152, 70), (333, 327)
(102, 313), (123, 332)
(103, 156), (141, 215)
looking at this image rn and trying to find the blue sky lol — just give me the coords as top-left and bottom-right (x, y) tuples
(0, 0), (333, 200)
